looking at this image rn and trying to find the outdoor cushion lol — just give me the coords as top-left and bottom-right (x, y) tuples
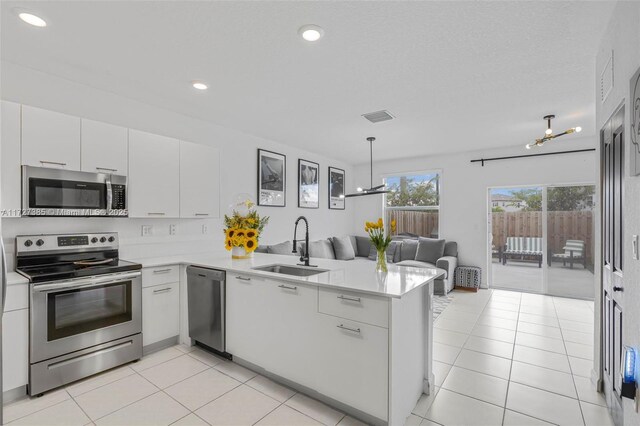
(332, 236), (356, 260)
(355, 236), (372, 257)
(415, 237), (446, 264)
(268, 241), (297, 255)
(400, 239), (419, 261)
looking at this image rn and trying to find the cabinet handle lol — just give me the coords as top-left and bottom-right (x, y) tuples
(236, 276), (251, 281)
(147, 212), (166, 216)
(278, 284), (298, 291)
(153, 268), (172, 274)
(153, 287), (172, 294)
(96, 167), (118, 172)
(337, 295), (361, 303)
(195, 213), (209, 216)
(40, 160), (66, 166)
(613, 286), (624, 292)
(337, 324), (361, 334)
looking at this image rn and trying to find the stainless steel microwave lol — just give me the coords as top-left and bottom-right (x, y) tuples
(22, 166), (127, 217)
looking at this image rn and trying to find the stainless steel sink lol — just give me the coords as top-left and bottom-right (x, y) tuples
(251, 264), (328, 277)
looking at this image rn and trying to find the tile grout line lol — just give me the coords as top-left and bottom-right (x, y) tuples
(500, 289), (520, 425)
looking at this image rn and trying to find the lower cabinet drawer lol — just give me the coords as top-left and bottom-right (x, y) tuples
(318, 287), (389, 328)
(142, 265), (179, 288)
(142, 282), (179, 346)
(313, 314), (389, 421)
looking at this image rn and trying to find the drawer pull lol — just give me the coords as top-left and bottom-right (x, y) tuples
(153, 287), (172, 294)
(148, 212), (166, 216)
(337, 295), (361, 303)
(40, 160), (66, 166)
(337, 324), (361, 334)
(96, 167), (118, 172)
(236, 276), (251, 281)
(195, 213), (209, 216)
(153, 268), (172, 274)
(278, 284), (298, 291)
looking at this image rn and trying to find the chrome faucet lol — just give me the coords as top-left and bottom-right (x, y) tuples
(292, 216), (316, 267)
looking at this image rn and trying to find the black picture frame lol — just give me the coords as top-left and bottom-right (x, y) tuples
(257, 149), (286, 207)
(298, 159), (319, 209)
(328, 167), (346, 210)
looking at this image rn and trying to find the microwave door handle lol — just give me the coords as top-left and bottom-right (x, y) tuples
(106, 176), (113, 212)
(1, 237), (7, 313)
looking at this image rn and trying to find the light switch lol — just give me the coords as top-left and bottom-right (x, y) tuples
(169, 224), (177, 235)
(633, 235), (639, 260)
(202, 224), (208, 234)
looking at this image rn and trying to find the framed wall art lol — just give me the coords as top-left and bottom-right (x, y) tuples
(298, 159), (319, 208)
(328, 167), (345, 210)
(258, 149), (286, 207)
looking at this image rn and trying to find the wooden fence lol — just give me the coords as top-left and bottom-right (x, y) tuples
(386, 209), (594, 265)
(492, 211), (594, 265)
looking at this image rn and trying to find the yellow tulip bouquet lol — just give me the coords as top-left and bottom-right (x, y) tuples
(365, 218), (397, 272)
(223, 201), (269, 258)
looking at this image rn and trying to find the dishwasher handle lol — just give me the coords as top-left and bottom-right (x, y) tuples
(186, 266), (226, 282)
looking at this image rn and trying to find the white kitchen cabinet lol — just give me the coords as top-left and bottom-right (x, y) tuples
(313, 314), (389, 420)
(21, 105), (81, 169)
(1, 101), (22, 216)
(128, 129), (180, 218)
(142, 281), (180, 346)
(2, 309), (29, 392)
(179, 141), (220, 218)
(81, 119), (128, 175)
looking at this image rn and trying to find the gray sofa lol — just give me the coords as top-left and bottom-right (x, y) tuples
(257, 235), (458, 295)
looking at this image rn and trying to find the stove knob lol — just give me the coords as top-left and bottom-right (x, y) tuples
(91, 237), (98, 244)
(108, 236), (115, 242)
(24, 240), (33, 247)
(36, 239), (44, 247)
(100, 237), (107, 243)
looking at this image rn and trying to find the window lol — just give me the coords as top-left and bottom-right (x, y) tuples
(383, 171), (440, 238)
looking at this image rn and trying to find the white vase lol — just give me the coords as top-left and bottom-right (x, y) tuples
(231, 246), (252, 259)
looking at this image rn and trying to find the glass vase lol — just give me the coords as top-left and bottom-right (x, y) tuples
(376, 248), (388, 273)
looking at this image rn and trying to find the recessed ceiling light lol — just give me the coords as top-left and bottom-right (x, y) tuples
(192, 81), (208, 91)
(298, 25), (324, 42)
(18, 12), (47, 27)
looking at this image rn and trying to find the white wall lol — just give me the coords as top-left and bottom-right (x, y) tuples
(0, 61), (353, 266)
(351, 139), (597, 286)
(595, 2), (640, 425)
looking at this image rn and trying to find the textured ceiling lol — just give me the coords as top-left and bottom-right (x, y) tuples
(0, 1), (615, 164)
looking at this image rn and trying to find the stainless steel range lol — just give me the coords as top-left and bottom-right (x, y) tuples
(15, 233), (142, 396)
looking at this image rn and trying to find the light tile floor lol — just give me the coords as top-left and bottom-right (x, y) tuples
(3, 289), (613, 426)
(416, 288), (613, 426)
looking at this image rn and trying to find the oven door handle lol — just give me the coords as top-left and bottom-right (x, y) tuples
(33, 271), (141, 293)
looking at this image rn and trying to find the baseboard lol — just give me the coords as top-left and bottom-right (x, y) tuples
(3, 385), (28, 404)
(143, 335), (179, 356)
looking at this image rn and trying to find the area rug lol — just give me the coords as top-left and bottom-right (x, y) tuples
(433, 294), (453, 320)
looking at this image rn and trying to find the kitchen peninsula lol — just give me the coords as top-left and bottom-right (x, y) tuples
(134, 252), (441, 426)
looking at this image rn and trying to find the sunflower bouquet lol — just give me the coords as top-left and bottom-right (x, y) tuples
(365, 218), (396, 272)
(223, 201), (269, 258)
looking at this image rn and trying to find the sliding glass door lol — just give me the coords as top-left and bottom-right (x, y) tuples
(489, 187), (543, 293)
(546, 185), (596, 299)
(488, 184), (595, 299)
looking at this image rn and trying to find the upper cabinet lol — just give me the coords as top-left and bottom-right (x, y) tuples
(128, 129), (180, 218)
(1, 101), (22, 215)
(81, 119), (128, 175)
(21, 105), (81, 169)
(180, 141), (220, 218)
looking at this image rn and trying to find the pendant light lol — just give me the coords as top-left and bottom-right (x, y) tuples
(344, 137), (390, 198)
(525, 115), (582, 149)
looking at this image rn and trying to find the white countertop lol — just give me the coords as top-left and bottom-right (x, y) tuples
(128, 252), (441, 298)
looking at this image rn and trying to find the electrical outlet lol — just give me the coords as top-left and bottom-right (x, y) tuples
(202, 224), (208, 234)
(633, 235), (639, 260)
(141, 225), (153, 237)
(169, 224), (177, 235)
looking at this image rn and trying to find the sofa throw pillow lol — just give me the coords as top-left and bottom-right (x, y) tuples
(444, 241), (458, 257)
(355, 236), (372, 258)
(415, 237), (446, 264)
(301, 239), (336, 259)
(400, 239), (419, 261)
(332, 236), (356, 260)
(386, 241), (401, 263)
(268, 241), (296, 255)
(368, 244), (377, 261)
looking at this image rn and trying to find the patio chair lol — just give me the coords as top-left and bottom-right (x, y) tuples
(503, 236), (543, 268)
(550, 240), (587, 269)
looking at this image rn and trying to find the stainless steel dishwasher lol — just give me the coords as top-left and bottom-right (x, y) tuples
(187, 266), (226, 354)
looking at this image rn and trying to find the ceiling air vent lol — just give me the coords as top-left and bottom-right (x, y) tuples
(600, 50), (614, 103)
(362, 110), (395, 123)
